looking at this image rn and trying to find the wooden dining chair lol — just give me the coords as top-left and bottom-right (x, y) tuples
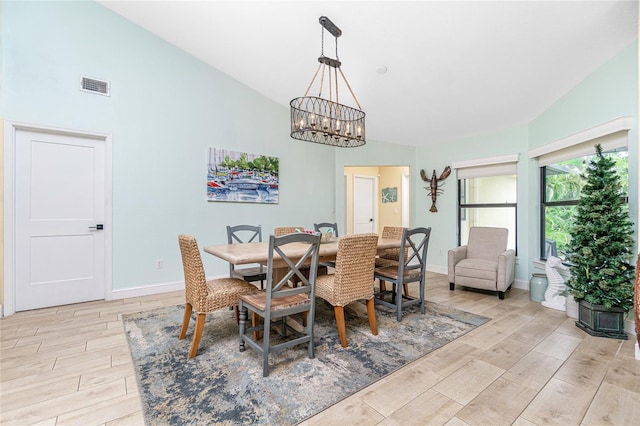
(227, 225), (267, 289)
(315, 233), (380, 348)
(374, 227), (432, 321)
(274, 226), (328, 286)
(314, 222), (339, 237)
(314, 222), (339, 268)
(238, 232), (321, 377)
(178, 234), (258, 358)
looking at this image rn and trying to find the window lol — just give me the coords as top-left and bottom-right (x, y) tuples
(530, 117), (631, 260)
(453, 154), (518, 252)
(540, 150), (629, 260)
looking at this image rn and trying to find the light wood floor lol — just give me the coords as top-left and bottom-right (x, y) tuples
(1, 273), (639, 425)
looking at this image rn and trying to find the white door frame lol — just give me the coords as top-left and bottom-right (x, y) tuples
(402, 173), (410, 227)
(3, 121), (113, 316)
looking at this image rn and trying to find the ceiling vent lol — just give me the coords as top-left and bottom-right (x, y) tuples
(80, 76), (110, 96)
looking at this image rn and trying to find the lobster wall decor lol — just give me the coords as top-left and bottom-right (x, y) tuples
(420, 166), (451, 212)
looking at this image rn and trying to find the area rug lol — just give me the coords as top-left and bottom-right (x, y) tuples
(124, 300), (490, 425)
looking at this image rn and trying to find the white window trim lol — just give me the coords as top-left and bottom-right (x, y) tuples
(528, 116), (631, 166)
(453, 153), (519, 179)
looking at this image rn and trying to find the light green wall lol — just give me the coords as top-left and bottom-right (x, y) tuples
(1, 1), (338, 290)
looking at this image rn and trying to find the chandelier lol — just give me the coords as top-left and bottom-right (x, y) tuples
(290, 16), (366, 148)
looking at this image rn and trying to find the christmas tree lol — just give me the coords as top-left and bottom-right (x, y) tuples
(566, 144), (635, 311)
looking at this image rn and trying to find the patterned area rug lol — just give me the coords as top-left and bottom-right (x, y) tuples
(124, 299), (490, 425)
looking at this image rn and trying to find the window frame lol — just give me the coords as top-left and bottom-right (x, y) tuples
(457, 178), (518, 253)
(539, 151), (629, 260)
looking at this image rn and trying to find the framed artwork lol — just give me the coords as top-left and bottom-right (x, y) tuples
(207, 147), (279, 204)
(381, 187), (398, 203)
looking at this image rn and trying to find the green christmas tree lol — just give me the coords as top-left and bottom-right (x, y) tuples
(566, 144), (635, 311)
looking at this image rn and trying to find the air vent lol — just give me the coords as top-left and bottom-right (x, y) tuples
(80, 76), (110, 96)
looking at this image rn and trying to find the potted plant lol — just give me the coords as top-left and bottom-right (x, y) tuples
(565, 144), (635, 339)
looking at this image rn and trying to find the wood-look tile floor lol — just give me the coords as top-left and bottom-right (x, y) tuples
(1, 273), (639, 425)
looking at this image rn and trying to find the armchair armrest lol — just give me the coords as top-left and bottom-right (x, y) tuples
(497, 249), (516, 291)
(447, 246), (467, 282)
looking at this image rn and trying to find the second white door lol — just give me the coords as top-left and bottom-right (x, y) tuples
(353, 175), (376, 234)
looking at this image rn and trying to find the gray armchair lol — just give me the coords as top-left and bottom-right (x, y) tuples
(448, 227), (515, 300)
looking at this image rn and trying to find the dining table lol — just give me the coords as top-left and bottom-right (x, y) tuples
(204, 235), (402, 333)
(203, 236), (402, 279)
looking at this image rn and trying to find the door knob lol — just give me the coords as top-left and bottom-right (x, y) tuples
(89, 224), (104, 230)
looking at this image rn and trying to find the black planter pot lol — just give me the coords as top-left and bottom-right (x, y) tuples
(576, 300), (627, 340)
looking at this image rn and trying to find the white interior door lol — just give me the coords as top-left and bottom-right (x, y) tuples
(353, 175), (376, 234)
(15, 129), (107, 311)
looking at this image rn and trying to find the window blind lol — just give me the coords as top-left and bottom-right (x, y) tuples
(452, 153), (518, 179)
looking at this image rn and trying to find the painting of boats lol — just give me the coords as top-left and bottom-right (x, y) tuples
(207, 147), (279, 204)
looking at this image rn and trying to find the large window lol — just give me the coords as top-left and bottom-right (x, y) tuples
(540, 150), (629, 260)
(458, 175), (517, 251)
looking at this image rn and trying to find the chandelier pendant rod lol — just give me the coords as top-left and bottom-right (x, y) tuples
(318, 64), (326, 98)
(338, 68), (363, 110)
(302, 63), (323, 98)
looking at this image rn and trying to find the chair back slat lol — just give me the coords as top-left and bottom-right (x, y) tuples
(266, 232), (321, 305)
(314, 222), (339, 237)
(227, 224), (263, 244)
(398, 227), (432, 278)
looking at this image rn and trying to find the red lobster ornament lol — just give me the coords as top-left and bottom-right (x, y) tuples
(420, 166), (451, 212)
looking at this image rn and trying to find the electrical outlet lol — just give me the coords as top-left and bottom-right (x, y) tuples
(439, 249), (443, 256)
(156, 259), (164, 269)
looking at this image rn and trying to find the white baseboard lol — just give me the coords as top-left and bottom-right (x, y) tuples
(111, 280), (185, 300)
(512, 279), (528, 290)
(109, 274), (230, 300)
(0, 304), (3, 318)
(428, 264), (447, 275)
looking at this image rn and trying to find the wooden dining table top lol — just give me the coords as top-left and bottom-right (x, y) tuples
(203, 236), (401, 266)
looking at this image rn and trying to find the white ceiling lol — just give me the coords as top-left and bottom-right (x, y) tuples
(99, 0), (638, 147)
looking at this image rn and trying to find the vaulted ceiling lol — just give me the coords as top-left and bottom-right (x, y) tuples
(99, 1), (638, 147)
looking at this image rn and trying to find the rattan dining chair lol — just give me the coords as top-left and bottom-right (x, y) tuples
(227, 225), (267, 289)
(374, 227), (432, 321)
(315, 233), (380, 348)
(178, 234), (258, 358)
(376, 226), (407, 294)
(238, 232), (321, 377)
(274, 226), (328, 286)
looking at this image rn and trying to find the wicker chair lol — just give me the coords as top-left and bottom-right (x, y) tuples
(239, 232), (321, 377)
(274, 226), (328, 286)
(376, 226), (406, 267)
(315, 233), (380, 348)
(374, 227), (432, 321)
(376, 226), (407, 294)
(178, 234), (258, 358)
(227, 225), (267, 289)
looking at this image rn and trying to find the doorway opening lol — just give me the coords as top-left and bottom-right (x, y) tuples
(343, 166), (410, 235)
